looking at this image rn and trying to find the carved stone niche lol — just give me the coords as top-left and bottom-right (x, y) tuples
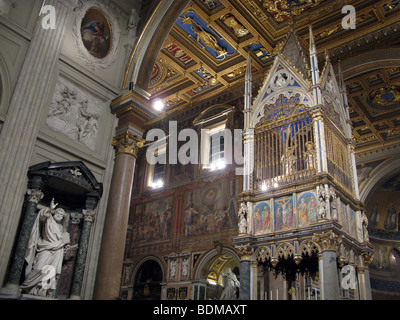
(16, 161), (103, 299)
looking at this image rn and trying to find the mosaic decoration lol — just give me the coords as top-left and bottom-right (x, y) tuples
(297, 191), (318, 227)
(176, 10), (236, 60)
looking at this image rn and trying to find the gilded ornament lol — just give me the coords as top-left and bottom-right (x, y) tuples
(112, 131), (145, 157)
(312, 230), (342, 251)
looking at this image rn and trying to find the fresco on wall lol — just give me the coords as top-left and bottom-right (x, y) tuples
(81, 9), (112, 59)
(183, 179), (238, 237)
(274, 196), (294, 231)
(252, 202), (272, 235)
(132, 197), (174, 243)
(366, 173), (400, 234)
(297, 191), (318, 227)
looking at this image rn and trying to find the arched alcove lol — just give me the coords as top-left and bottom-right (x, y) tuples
(132, 258), (164, 300)
(193, 247), (240, 300)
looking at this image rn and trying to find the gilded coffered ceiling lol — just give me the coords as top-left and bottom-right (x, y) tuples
(146, 0), (400, 151)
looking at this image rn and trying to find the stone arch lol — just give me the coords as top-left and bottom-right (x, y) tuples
(360, 156), (400, 204)
(192, 246), (241, 300)
(299, 240), (320, 257)
(340, 48), (400, 80)
(130, 256), (165, 300)
(275, 242), (296, 260)
(193, 246), (240, 280)
(122, 0), (190, 90)
(255, 246), (273, 263)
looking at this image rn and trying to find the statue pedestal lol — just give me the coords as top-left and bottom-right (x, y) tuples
(0, 284), (22, 299)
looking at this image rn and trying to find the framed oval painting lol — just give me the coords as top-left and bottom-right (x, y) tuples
(80, 9), (112, 59)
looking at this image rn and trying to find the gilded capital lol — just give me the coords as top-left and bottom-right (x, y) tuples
(312, 230), (342, 252)
(235, 244), (253, 261)
(112, 131), (145, 157)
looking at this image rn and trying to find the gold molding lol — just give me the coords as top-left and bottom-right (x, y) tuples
(112, 131), (145, 157)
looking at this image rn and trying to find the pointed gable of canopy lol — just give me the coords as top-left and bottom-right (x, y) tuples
(250, 29), (313, 128)
(320, 52), (352, 138)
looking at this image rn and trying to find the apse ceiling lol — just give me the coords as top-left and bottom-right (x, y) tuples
(147, 0), (400, 151)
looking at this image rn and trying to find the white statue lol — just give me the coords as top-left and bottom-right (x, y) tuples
(220, 268), (240, 300)
(169, 259), (176, 278)
(238, 202), (248, 234)
(317, 185), (326, 220)
(20, 199), (70, 297)
(181, 257), (189, 278)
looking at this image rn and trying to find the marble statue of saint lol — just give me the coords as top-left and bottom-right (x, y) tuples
(220, 268), (240, 300)
(20, 199), (70, 297)
(238, 202), (248, 234)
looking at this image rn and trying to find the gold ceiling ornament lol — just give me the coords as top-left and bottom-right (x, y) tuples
(369, 86), (400, 106)
(260, 0), (324, 22)
(112, 131), (145, 157)
(312, 230), (342, 252)
(220, 13), (249, 37)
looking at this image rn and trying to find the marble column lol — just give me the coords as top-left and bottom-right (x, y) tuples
(357, 253), (373, 300)
(250, 261), (258, 300)
(70, 209), (97, 299)
(0, 0), (75, 286)
(313, 230), (342, 300)
(236, 244), (252, 300)
(93, 131), (144, 300)
(2, 177), (44, 295)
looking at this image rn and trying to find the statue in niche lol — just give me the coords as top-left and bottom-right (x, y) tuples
(330, 188), (338, 221)
(304, 141), (315, 169)
(281, 146), (296, 175)
(20, 199), (70, 297)
(220, 268), (240, 300)
(181, 257), (189, 278)
(169, 259), (176, 278)
(317, 185), (327, 220)
(238, 202), (248, 234)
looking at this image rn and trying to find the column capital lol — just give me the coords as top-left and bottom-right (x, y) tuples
(112, 131), (145, 157)
(82, 209), (96, 223)
(235, 243), (253, 261)
(313, 230), (342, 252)
(26, 189), (44, 204)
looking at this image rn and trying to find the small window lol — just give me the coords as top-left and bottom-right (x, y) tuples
(201, 122), (227, 171)
(146, 144), (166, 189)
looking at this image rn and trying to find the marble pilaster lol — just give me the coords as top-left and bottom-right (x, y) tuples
(0, 0), (75, 286)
